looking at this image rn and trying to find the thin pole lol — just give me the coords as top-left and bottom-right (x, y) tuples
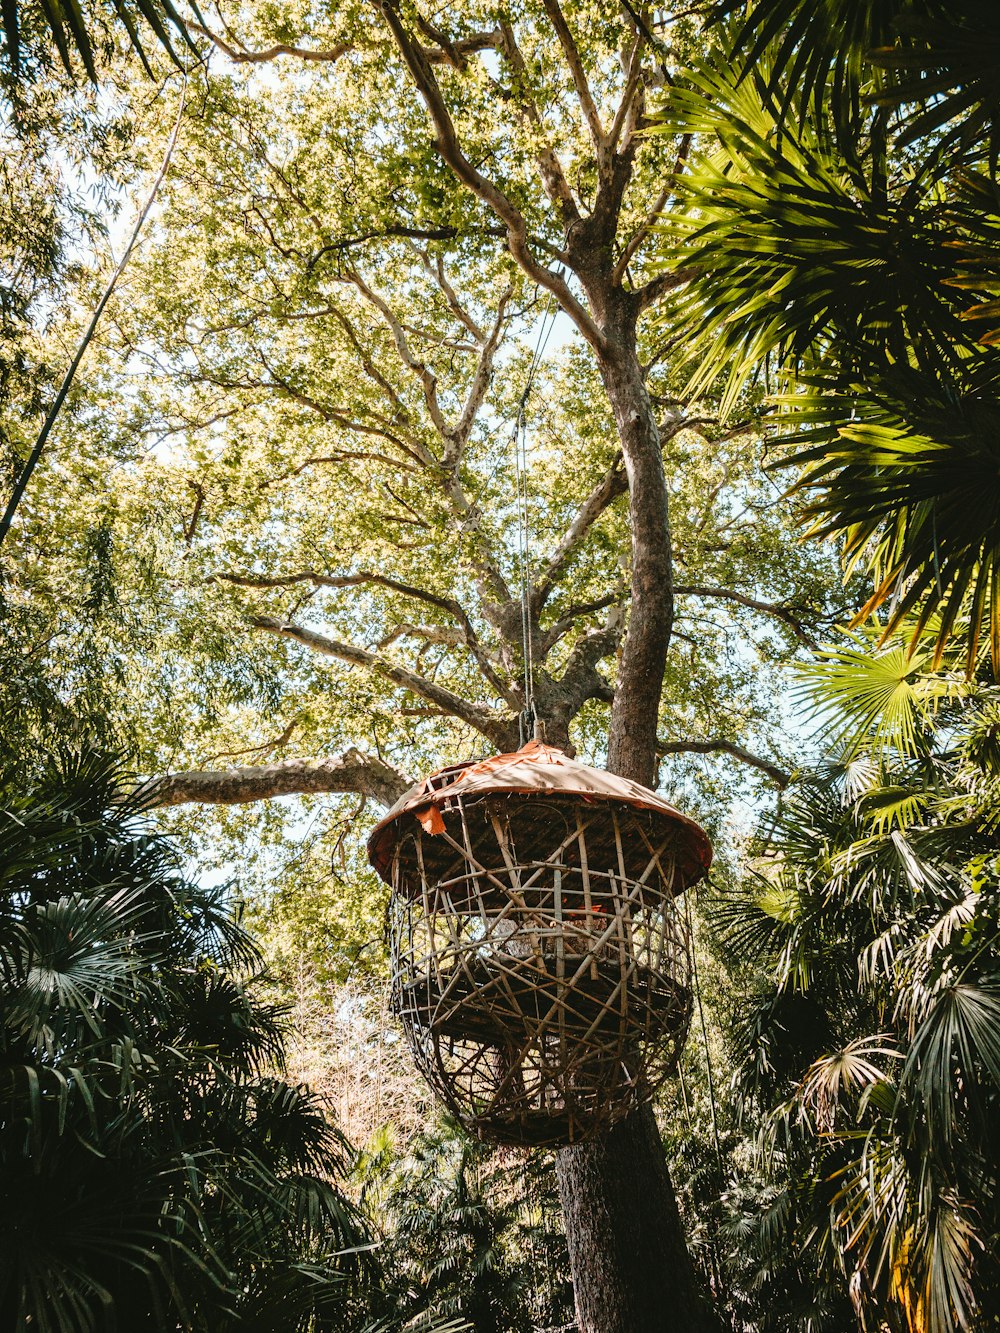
(0, 73), (188, 551)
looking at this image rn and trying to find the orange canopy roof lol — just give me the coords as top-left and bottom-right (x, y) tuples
(367, 739), (712, 888)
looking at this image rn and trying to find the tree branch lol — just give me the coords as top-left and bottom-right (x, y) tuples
(449, 287), (511, 458)
(377, 622), (465, 650)
(183, 481), (205, 546)
(142, 748), (410, 809)
(634, 266), (698, 313)
(371, 0), (606, 355)
(553, 619), (622, 712)
(496, 19), (580, 225)
(657, 738), (791, 789)
(258, 450), (420, 492)
(190, 360), (432, 471)
(188, 20), (499, 68)
(324, 306), (434, 461)
(252, 615), (516, 746)
(535, 460), (627, 607)
(534, 411), (695, 610)
(606, 33), (646, 156)
(307, 226), (464, 266)
(208, 569), (517, 705)
(673, 584), (817, 647)
(332, 269), (514, 603)
(268, 378), (430, 470)
(613, 133), (690, 284)
(345, 269), (451, 442)
(187, 21), (350, 64)
(538, 593), (621, 655)
(204, 719), (299, 764)
(417, 24), (503, 67)
(540, 0), (605, 149)
(405, 243), (487, 342)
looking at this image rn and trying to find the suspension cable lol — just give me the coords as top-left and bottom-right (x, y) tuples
(514, 284), (561, 743)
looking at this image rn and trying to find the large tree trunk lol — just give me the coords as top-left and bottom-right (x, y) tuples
(554, 303), (719, 1333)
(556, 1106), (714, 1333)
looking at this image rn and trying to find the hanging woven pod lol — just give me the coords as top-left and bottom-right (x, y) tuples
(367, 740), (712, 1147)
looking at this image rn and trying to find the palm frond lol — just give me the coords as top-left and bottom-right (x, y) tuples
(710, 0), (901, 131)
(901, 981), (1000, 1145)
(1, 0), (197, 81)
(871, 3), (1000, 168)
(795, 639), (952, 759)
(656, 58), (974, 416)
(0, 750), (376, 1330)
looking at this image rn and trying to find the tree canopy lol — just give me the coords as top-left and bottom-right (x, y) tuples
(4, 0), (1000, 1330)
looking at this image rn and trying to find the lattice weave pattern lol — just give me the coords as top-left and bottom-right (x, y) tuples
(387, 793), (692, 1146)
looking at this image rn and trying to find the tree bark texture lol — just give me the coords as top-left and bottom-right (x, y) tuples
(599, 308), (674, 787)
(555, 1104), (716, 1333)
(555, 312), (718, 1333)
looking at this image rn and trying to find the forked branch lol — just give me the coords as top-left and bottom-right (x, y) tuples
(496, 18), (580, 225)
(372, 0), (606, 354)
(208, 569), (515, 702)
(450, 288), (512, 457)
(345, 269), (451, 441)
(535, 461), (627, 608)
(535, 412), (696, 610)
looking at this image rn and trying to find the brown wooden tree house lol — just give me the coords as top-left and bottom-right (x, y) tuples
(368, 740), (712, 1147)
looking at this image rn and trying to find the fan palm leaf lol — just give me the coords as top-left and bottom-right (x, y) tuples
(0, 750), (378, 1331)
(794, 638), (951, 758)
(1, 0), (198, 80)
(656, 10), (1000, 666)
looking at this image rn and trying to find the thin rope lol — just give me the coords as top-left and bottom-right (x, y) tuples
(688, 889), (724, 1175)
(516, 405), (533, 741)
(689, 884), (733, 1312)
(514, 284), (561, 743)
(0, 72), (188, 551)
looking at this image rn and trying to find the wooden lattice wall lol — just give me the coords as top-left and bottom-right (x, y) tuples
(387, 793), (693, 1146)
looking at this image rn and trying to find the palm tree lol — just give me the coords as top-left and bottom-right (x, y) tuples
(656, 0), (1000, 666)
(0, 748), (380, 1331)
(713, 637), (1000, 1332)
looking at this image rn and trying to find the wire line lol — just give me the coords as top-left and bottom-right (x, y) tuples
(0, 72), (188, 551)
(513, 284), (561, 742)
